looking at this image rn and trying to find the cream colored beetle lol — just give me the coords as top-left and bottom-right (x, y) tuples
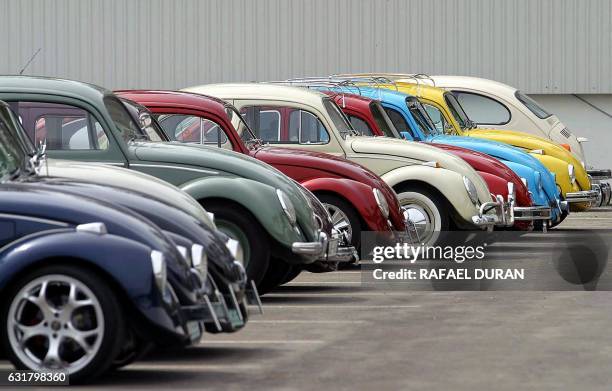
(183, 83), (505, 246)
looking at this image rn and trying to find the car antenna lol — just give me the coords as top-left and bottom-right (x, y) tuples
(18, 48), (42, 75)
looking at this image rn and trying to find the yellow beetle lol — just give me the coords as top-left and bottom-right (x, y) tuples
(340, 74), (597, 211)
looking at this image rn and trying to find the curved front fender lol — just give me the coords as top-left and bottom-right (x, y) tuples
(534, 154), (588, 195)
(180, 176), (302, 247)
(301, 177), (390, 232)
(381, 166), (480, 225)
(0, 230), (178, 333)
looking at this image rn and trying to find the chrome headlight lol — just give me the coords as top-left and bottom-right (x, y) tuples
(191, 243), (207, 280)
(568, 164), (576, 184)
(276, 189), (297, 225)
(225, 238), (244, 265)
(372, 188), (390, 218)
(150, 250), (167, 294)
(463, 176), (479, 205)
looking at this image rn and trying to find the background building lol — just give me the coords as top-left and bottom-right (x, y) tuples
(1, 0), (610, 167)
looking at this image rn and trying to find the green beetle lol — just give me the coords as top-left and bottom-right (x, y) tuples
(0, 76), (330, 287)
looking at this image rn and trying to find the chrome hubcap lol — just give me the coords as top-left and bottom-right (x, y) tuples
(323, 203), (352, 242)
(401, 203), (434, 243)
(7, 275), (104, 374)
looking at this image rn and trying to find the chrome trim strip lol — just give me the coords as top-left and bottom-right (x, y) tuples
(130, 163), (219, 175)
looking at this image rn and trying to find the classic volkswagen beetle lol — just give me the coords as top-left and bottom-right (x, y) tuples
(183, 83), (505, 245)
(0, 121), (214, 381)
(115, 89), (407, 256)
(337, 74), (600, 211)
(425, 75), (611, 206)
(1, 99), (257, 331)
(311, 88), (553, 230)
(0, 76), (333, 290)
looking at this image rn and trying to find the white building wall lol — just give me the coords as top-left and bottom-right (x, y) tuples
(0, 0), (611, 93)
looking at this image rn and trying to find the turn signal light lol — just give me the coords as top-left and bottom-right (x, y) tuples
(560, 143), (571, 152)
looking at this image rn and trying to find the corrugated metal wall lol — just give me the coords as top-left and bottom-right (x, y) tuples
(0, 0), (611, 93)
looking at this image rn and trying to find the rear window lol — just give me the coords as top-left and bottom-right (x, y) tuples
(515, 91), (552, 119)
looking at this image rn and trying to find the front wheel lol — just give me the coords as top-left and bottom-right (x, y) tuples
(395, 187), (449, 246)
(203, 202), (271, 285)
(1, 265), (126, 383)
(317, 194), (362, 252)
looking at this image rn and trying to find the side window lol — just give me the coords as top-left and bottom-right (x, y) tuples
(453, 92), (511, 125)
(22, 104), (108, 151)
(157, 114), (229, 146)
(348, 115), (373, 136)
(423, 104), (447, 133)
(242, 105), (329, 144)
(290, 110), (329, 144)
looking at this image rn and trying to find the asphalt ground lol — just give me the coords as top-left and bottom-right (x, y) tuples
(2, 206), (612, 390)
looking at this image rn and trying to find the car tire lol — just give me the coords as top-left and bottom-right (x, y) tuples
(0, 265), (126, 383)
(317, 194), (363, 254)
(258, 257), (293, 294)
(281, 266), (302, 285)
(203, 202), (271, 285)
(394, 186), (450, 246)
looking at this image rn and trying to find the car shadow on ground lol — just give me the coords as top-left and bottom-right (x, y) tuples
(143, 346), (276, 363)
(261, 295), (366, 304)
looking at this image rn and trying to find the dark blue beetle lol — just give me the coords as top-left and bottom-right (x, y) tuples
(0, 103), (221, 382)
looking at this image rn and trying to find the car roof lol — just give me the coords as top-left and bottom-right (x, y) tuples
(115, 90), (229, 114)
(0, 75), (110, 103)
(183, 83), (328, 107)
(428, 75), (519, 98)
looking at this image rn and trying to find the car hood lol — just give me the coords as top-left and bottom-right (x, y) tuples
(426, 143), (530, 205)
(348, 135), (491, 204)
(467, 128), (584, 172)
(43, 159), (214, 229)
(28, 176), (240, 282)
(132, 141), (307, 196)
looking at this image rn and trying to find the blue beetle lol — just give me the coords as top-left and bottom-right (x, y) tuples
(317, 85), (566, 227)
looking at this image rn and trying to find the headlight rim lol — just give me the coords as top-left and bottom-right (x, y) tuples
(462, 175), (480, 206)
(276, 189), (297, 225)
(372, 188), (390, 218)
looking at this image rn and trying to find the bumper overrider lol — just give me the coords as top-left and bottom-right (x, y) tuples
(566, 188), (600, 204)
(292, 230), (358, 263)
(592, 182), (611, 206)
(472, 183), (554, 228)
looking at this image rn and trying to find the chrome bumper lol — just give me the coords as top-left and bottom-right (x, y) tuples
(592, 182), (611, 206)
(292, 230), (328, 257)
(566, 189), (600, 204)
(587, 168), (611, 180)
(471, 195), (505, 229)
(512, 205), (553, 221)
(321, 230), (358, 263)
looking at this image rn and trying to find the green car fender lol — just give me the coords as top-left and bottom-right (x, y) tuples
(180, 175), (303, 248)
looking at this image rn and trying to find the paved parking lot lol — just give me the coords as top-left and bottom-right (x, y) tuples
(2, 207), (612, 390)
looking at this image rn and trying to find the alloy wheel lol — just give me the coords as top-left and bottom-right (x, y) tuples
(7, 274), (104, 374)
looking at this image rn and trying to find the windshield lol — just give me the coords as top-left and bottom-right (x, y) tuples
(119, 98), (165, 142)
(444, 92), (472, 129)
(515, 91), (552, 119)
(226, 105), (257, 143)
(0, 106), (27, 181)
(370, 102), (399, 138)
(406, 97), (438, 136)
(104, 95), (151, 142)
(323, 98), (354, 137)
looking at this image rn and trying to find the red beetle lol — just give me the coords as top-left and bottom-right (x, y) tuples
(115, 90), (408, 253)
(322, 90), (535, 230)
